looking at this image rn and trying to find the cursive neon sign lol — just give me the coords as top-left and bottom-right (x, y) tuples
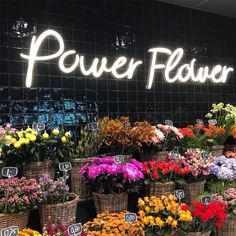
(20, 29), (234, 89)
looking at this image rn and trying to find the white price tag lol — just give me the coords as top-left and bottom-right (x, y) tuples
(165, 119), (173, 126)
(170, 150), (179, 159)
(201, 152), (209, 159)
(124, 213), (137, 223)
(59, 162), (72, 171)
(196, 119), (204, 125)
(32, 122), (45, 131)
(0, 226), (18, 236)
(68, 223), (82, 236)
(202, 196), (211, 204)
(208, 119), (217, 125)
(114, 155), (125, 163)
(87, 122), (98, 131)
(174, 189), (185, 199)
(1, 167), (18, 177)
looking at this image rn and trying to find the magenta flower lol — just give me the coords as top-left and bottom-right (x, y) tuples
(88, 165), (101, 179)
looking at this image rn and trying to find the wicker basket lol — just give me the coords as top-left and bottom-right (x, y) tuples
(22, 160), (55, 180)
(182, 231), (211, 236)
(140, 151), (168, 162)
(71, 158), (93, 198)
(0, 211), (29, 230)
(181, 181), (206, 206)
(93, 192), (128, 214)
(38, 193), (79, 227)
(148, 181), (175, 197)
(215, 215), (236, 236)
(209, 145), (224, 157)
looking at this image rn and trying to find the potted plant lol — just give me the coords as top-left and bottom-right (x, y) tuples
(37, 174), (79, 228)
(80, 157), (144, 213)
(181, 201), (227, 236)
(137, 195), (192, 236)
(0, 177), (39, 229)
(71, 125), (103, 198)
(83, 211), (145, 235)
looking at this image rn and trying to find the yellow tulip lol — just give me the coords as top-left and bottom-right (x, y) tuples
(52, 129), (60, 136)
(166, 216), (173, 224)
(14, 141), (21, 149)
(24, 138), (30, 145)
(42, 132), (49, 140)
(171, 219), (178, 228)
(26, 127), (32, 132)
(29, 135), (36, 142)
(25, 133), (31, 139)
(17, 131), (23, 138)
(145, 206), (151, 214)
(10, 138), (16, 144)
(32, 130), (38, 136)
(61, 136), (67, 143)
(65, 131), (71, 138)
(5, 135), (12, 141)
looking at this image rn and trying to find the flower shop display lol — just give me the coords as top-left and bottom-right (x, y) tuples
(211, 188), (236, 236)
(37, 174), (79, 227)
(18, 228), (42, 236)
(169, 149), (213, 205)
(137, 195), (192, 236)
(71, 125), (103, 198)
(0, 177), (40, 229)
(80, 157), (144, 213)
(181, 201), (227, 236)
(83, 211), (145, 236)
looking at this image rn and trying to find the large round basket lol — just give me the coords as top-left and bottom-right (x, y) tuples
(38, 193), (79, 227)
(140, 151), (168, 162)
(22, 160), (55, 180)
(148, 181), (175, 197)
(208, 145), (224, 157)
(181, 181), (205, 206)
(0, 211), (29, 230)
(71, 157), (93, 198)
(215, 215), (236, 236)
(92, 192), (128, 214)
(182, 231), (211, 236)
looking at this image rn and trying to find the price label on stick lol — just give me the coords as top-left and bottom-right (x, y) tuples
(87, 122), (98, 131)
(1, 167), (18, 178)
(170, 150), (179, 159)
(59, 162), (72, 172)
(202, 196), (211, 204)
(165, 119), (173, 126)
(0, 226), (19, 236)
(174, 189), (185, 199)
(124, 213), (137, 223)
(201, 152), (209, 159)
(114, 155), (124, 163)
(68, 223), (82, 236)
(208, 119), (217, 125)
(32, 122), (45, 131)
(196, 119), (204, 125)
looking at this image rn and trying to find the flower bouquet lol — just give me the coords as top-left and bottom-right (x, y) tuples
(181, 201), (227, 236)
(80, 157), (144, 213)
(138, 195), (192, 236)
(19, 229), (42, 236)
(37, 174), (79, 227)
(0, 177), (39, 229)
(83, 211), (145, 236)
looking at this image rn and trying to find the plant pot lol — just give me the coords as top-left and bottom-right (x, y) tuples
(22, 160), (55, 180)
(140, 151), (169, 162)
(182, 231), (211, 236)
(92, 192), (128, 214)
(215, 215), (236, 236)
(71, 157), (93, 198)
(181, 180), (206, 206)
(208, 145), (224, 157)
(0, 211), (29, 230)
(38, 193), (79, 228)
(148, 181), (175, 196)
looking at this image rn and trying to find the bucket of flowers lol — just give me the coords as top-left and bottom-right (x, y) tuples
(137, 194), (192, 236)
(80, 157), (144, 214)
(0, 177), (39, 229)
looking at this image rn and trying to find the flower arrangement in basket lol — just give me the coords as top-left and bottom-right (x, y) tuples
(142, 160), (190, 196)
(37, 174), (79, 227)
(0, 177), (40, 229)
(80, 157), (144, 213)
(83, 211), (145, 236)
(181, 201), (227, 236)
(137, 195), (192, 236)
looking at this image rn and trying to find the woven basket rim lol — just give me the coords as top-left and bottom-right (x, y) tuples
(150, 181), (175, 185)
(184, 180), (206, 186)
(39, 193), (79, 208)
(92, 192), (127, 197)
(23, 160), (53, 165)
(0, 211), (28, 216)
(71, 157), (94, 163)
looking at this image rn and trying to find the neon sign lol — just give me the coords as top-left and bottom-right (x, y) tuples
(20, 29), (234, 89)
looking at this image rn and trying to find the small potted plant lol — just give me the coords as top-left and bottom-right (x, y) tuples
(0, 177), (39, 229)
(181, 201), (227, 236)
(138, 195), (192, 236)
(80, 157), (144, 213)
(37, 174), (79, 228)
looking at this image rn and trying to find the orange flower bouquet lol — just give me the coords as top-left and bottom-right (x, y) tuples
(83, 211), (145, 236)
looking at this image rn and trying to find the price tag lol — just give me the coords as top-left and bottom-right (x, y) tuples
(87, 122), (98, 131)
(124, 213), (137, 223)
(196, 119), (204, 125)
(59, 162), (72, 171)
(170, 150), (179, 159)
(165, 119), (173, 126)
(68, 223), (82, 236)
(32, 122), (45, 131)
(208, 119), (217, 125)
(201, 152), (209, 159)
(114, 155), (125, 163)
(202, 196), (211, 204)
(1, 167), (18, 177)
(0, 226), (19, 236)
(123, 122), (129, 128)
(174, 189), (185, 199)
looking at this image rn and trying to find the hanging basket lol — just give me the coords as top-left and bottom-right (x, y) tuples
(181, 180), (206, 206)
(38, 193), (79, 228)
(215, 215), (236, 236)
(71, 157), (93, 198)
(92, 192), (128, 214)
(209, 145), (224, 157)
(140, 151), (168, 162)
(182, 231), (211, 236)
(0, 211), (29, 230)
(148, 181), (175, 197)
(22, 160), (55, 180)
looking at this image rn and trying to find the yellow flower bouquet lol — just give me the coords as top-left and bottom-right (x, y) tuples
(18, 228), (42, 236)
(138, 195), (192, 236)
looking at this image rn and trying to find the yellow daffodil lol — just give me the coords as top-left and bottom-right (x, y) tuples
(14, 141), (21, 149)
(52, 129), (60, 136)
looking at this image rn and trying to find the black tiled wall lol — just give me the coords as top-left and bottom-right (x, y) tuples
(0, 0), (236, 127)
